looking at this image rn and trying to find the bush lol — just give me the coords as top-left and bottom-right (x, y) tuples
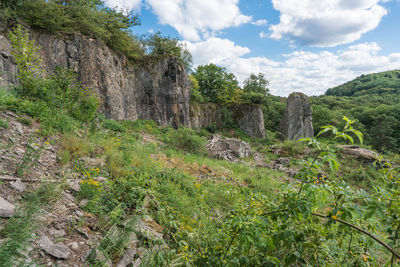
(102, 119), (126, 133)
(162, 127), (205, 154)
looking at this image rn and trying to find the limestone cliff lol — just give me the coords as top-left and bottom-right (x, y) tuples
(0, 24), (266, 137)
(0, 26), (190, 128)
(190, 103), (266, 138)
(278, 92), (313, 140)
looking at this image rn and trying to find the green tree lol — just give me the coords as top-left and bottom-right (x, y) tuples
(243, 72), (269, 95)
(8, 24), (42, 96)
(143, 32), (192, 71)
(192, 64), (240, 104)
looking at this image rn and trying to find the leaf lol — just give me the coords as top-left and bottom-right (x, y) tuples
(328, 158), (339, 172)
(343, 134), (354, 144)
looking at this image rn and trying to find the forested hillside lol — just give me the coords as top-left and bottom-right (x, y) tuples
(308, 70), (400, 153)
(325, 70), (400, 97)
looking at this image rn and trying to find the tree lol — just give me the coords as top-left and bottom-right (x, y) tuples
(243, 73), (269, 95)
(192, 64), (240, 104)
(143, 32), (192, 71)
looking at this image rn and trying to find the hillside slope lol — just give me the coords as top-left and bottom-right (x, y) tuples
(325, 70), (400, 97)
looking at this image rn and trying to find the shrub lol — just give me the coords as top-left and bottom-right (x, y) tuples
(162, 127), (205, 154)
(102, 119), (126, 133)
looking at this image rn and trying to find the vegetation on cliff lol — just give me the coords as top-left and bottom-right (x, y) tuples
(0, 0), (191, 67)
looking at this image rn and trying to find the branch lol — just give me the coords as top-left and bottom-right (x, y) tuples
(311, 212), (400, 260)
(262, 209), (400, 260)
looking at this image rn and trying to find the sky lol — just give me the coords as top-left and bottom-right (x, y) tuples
(103, 0), (400, 96)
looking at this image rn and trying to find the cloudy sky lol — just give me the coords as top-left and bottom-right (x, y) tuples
(104, 0), (400, 96)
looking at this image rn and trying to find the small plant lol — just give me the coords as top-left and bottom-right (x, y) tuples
(15, 133), (43, 177)
(0, 118), (8, 129)
(162, 127), (205, 154)
(17, 116), (32, 126)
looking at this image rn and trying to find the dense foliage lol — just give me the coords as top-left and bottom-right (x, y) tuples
(309, 70), (400, 152)
(325, 70), (400, 97)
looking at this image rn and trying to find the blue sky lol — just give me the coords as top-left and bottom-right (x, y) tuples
(104, 0), (400, 96)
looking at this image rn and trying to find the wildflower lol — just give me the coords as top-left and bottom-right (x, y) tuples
(45, 141), (50, 145)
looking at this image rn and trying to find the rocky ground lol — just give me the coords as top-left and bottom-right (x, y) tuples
(0, 111), (166, 266)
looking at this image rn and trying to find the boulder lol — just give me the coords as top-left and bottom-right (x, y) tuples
(0, 196), (15, 218)
(338, 145), (384, 165)
(38, 235), (71, 259)
(278, 92), (314, 140)
(205, 135), (252, 161)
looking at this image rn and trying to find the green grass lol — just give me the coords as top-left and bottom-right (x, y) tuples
(0, 183), (61, 266)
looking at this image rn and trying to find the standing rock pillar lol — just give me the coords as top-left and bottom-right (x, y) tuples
(278, 92), (314, 140)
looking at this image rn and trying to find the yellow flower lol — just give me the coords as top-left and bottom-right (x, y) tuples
(45, 141), (50, 145)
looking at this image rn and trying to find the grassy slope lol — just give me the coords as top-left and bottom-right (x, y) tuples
(1, 86), (400, 265)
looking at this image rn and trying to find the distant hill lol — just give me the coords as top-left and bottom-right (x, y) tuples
(325, 70), (400, 96)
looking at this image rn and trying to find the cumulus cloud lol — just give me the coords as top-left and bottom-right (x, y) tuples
(269, 0), (388, 47)
(251, 19), (268, 26)
(185, 38), (400, 96)
(103, 0), (251, 41)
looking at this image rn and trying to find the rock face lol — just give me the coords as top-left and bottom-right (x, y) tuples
(233, 104), (265, 138)
(0, 26), (190, 127)
(205, 134), (252, 161)
(190, 103), (266, 138)
(278, 92), (313, 140)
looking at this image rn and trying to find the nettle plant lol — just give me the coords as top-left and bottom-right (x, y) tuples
(216, 117), (400, 266)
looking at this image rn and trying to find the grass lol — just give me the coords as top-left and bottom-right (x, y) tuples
(2, 81), (395, 265)
(0, 183), (61, 266)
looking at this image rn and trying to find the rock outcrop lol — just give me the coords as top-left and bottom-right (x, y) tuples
(278, 92), (313, 140)
(0, 26), (190, 127)
(205, 134), (252, 161)
(190, 103), (266, 138)
(232, 104), (265, 138)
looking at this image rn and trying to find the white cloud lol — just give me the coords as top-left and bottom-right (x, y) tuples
(251, 19), (268, 26)
(186, 38), (400, 96)
(104, 0), (251, 41)
(103, 0), (142, 12)
(259, 31), (268, 38)
(269, 0), (388, 47)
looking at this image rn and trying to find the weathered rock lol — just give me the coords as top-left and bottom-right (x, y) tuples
(49, 228), (66, 238)
(38, 235), (71, 259)
(0, 196), (15, 218)
(190, 103), (266, 138)
(232, 104), (266, 138)
(116, 248), (137, 267)
(338, 145), (381, 163)
(0, 28), (190, 127)
(205, 135), (252, 161)
(10, 179), (26, 192)
(276, 157), (290, 166)
(67, 242), (79, 251)
(278, 92), (314, 140)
